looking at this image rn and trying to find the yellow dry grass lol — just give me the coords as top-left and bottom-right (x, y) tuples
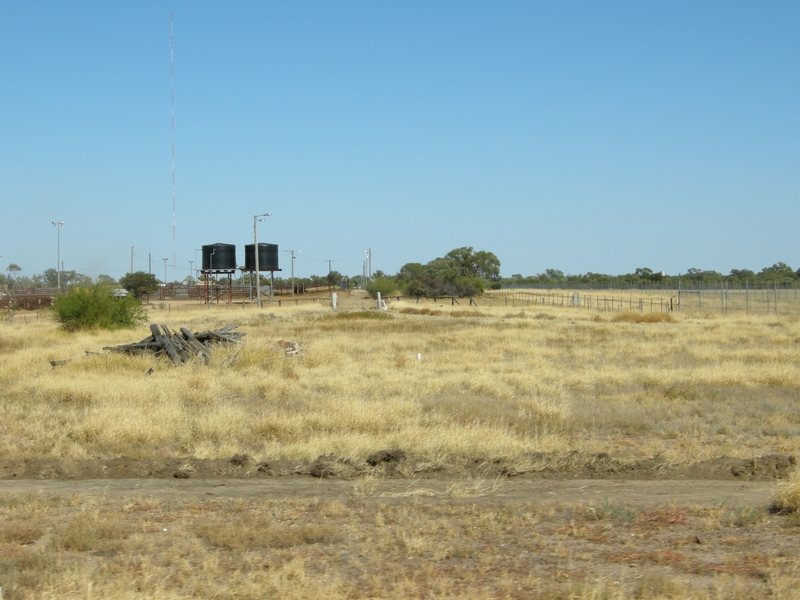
(773, 465), (800, 513)
(1, 297), (799, 466)
(0, 491), (798, 599)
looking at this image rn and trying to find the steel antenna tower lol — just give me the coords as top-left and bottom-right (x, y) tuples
(169, 13), (177, 274)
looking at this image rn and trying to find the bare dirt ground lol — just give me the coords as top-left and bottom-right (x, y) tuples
(0, 476), (777, 508)
(1, 455), (798, 598)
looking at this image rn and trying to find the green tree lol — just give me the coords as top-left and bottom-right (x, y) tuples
(759, 262), (796, 280)
(6, 263), (21, 289)
(539, 269), (565, 283)
(96, 274), (116, 285)
(34, 268), (60, 288)
(397, 262), (425, 284)
(686, 268), (722, 282)
(633, 267), (664, 283)
(729, 269), (756, 281)
(119, 271), (160, 299)
(444, 247), (501, 281)
(327, 270), (343, 288)
(64, 271), (93, 288)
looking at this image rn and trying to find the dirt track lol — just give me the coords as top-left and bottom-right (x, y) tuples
(0, 452), (791, 510)
(0, 477), (776, 508)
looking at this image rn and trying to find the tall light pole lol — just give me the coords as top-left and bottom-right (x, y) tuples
(163, 258), (168, 283)
(253, 212), (272, 309)
(188, 260), (194, 282)
(52, 221), (64, 289)
(283, 249), (300, 296)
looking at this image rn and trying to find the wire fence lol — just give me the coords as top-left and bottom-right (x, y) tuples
(3, 281), (799, 318)
(489, 283), (800, 316)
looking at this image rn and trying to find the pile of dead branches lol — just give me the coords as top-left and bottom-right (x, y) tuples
(104, 324), (244, 365)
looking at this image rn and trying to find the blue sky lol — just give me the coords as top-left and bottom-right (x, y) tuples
(1, 1), (797, 281)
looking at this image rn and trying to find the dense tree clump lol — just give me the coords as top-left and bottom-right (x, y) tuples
(392, 247), (501, 298)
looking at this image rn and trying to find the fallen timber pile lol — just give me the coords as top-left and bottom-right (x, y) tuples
(104, 324), (245, 365)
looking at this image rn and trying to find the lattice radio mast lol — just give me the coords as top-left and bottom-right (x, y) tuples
(169, 13), (177, 276)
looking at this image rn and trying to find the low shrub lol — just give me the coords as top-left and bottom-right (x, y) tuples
(52, 284), (146, 331)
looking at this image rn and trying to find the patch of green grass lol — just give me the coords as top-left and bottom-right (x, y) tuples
(587, 500), (640, 522)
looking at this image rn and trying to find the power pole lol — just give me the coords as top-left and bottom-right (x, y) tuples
(283, 250), (300, 296)
(130, 246), (134, 273)
(170, 13), (177, 277)
(52, 221), (64, 289)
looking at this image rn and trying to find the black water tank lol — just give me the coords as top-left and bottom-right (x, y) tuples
(244, 243), (280, 271)
(202, 243), (237, 270)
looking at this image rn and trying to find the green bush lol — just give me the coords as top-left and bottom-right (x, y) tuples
(53, 284), (146, 331)
(366, 277), (399, 299)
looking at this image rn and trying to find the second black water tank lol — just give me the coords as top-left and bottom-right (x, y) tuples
(244, 243), (280, 271)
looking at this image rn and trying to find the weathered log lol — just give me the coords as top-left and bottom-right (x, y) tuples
(104, 323), (244, 365)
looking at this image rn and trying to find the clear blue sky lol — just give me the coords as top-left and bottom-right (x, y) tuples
(1, 1), (798, 281)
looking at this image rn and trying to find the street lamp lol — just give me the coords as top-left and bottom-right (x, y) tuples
(283, 249), (300, 296)
(188, 260), (194, 282)
(253, 212), (272, 309)
(163, 258), (168, 283)
(52, 222), (64, 289)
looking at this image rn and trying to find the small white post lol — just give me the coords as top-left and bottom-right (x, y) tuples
(332, 292), (338, 310)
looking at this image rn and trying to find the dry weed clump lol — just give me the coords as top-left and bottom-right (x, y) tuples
(772, 465), (800, 514)
(611, 310), (676, 324)
(191, 513), (336, 550)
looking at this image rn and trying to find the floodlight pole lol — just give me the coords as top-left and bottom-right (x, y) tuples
(254, 213), (272, 309)
(52, 221), (64, 289)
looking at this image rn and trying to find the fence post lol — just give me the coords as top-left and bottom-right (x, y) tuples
(767, 282), (770, 314)
(699, 282), (702, 312)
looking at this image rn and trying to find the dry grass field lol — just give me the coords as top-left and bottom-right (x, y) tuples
(1, 293), (800, 598)
(2, 294), (799, 464)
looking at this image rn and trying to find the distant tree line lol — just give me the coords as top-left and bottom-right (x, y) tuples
(503, 262), (800, 287)
(2, 259), (799, 298)
(0, 266), (103, 290)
